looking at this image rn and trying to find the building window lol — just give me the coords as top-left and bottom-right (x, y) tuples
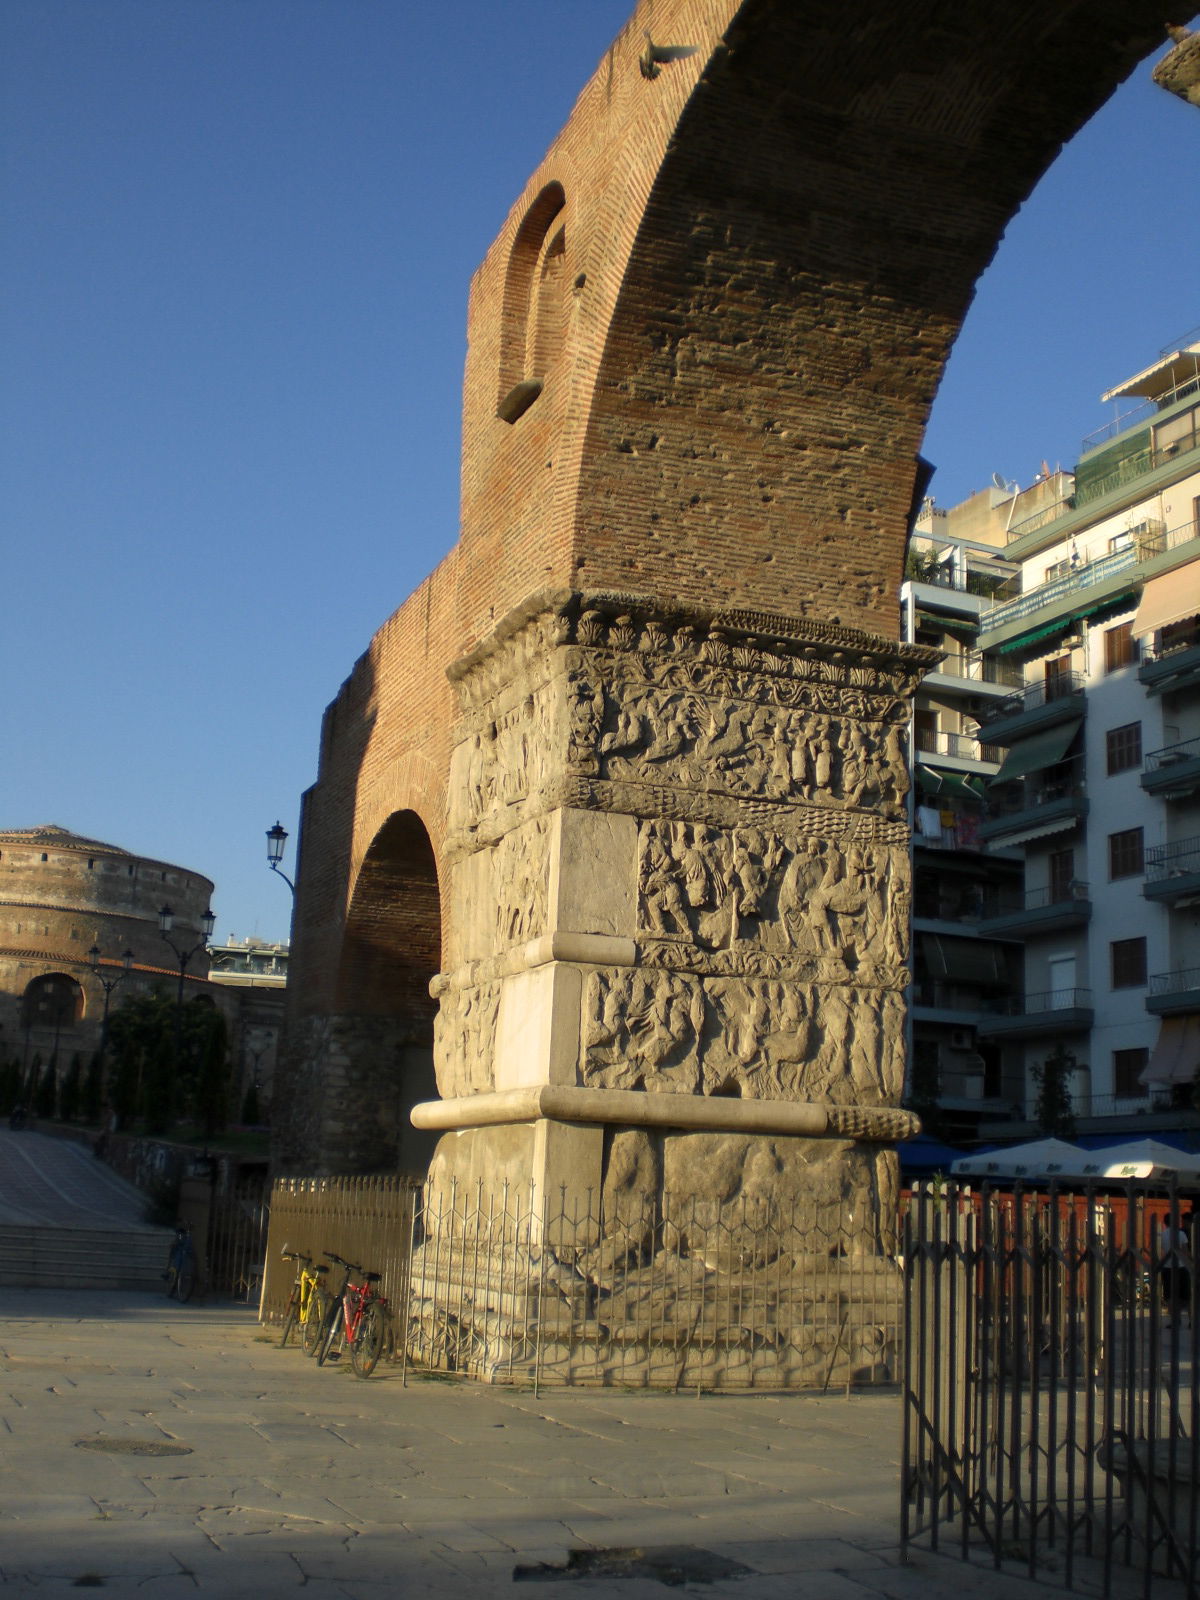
(1108, 827), (1144, 880)
(1113, 1047), (1149, 1097)
(1106, 722), (1142, 774)
(1104, 621), (1136, 672)
(1153, 404), (1198, 460)
(1045, 655), (1073, 699)
(1049, 849), (1075, 901)
(1111, 937), (1147, 989)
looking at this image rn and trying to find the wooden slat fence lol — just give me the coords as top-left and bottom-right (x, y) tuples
(261, 1175), (419, 1326)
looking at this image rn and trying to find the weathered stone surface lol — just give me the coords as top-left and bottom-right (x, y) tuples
(277, 0), (1169, 1234)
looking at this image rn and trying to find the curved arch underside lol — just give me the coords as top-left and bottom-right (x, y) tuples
(283, 0), (1172, 1178)
(574, 0), (1168, 632)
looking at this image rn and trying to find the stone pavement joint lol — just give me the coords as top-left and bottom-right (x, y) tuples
(0, 1288), (1179, 1598)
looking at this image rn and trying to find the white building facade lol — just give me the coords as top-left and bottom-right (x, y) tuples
(916, 332), (1200, 1134)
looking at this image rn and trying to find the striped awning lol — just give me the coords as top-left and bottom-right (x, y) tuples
(1134, 565), (1200, 638)
(1143, 1014), (1200, 1087)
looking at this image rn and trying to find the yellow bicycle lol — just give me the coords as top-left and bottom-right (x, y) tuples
(278, 1246), (331, 1356)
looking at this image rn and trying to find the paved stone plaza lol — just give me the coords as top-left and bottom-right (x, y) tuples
(1, 1288), (1151, 1599)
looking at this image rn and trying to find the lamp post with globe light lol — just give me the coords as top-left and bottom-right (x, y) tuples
(266, 821), (296, 896)
(87, 944), (135, 1091)
(158, 904), (216, 1072)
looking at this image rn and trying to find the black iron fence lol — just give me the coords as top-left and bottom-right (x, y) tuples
(902, 1182), (1197, 1596)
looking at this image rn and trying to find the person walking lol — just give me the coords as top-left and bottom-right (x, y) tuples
(1160, 1209), (1192, 1325)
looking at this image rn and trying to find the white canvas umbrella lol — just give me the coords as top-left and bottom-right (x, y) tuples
(1081, 1138), (1200, 1183)
(950, 1138), (1090, 1181)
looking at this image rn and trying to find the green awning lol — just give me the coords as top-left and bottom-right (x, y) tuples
(990, 719), (1081, 783)
(995, 590), (1139, 655)
(996, 618), (1071, 655)
(915, 765), (943, 796)
(940, 772), (985, 800)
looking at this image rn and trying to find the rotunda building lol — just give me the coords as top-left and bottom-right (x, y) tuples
(0, 824), (215, 1073)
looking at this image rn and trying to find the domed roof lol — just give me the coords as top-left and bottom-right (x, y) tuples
(0, 824), (135, 857)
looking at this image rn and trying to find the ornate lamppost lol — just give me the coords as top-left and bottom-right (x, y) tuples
(265, 821), (295, 895)
(158, 904), (216, 1071)
(87, 944), (135, 1078)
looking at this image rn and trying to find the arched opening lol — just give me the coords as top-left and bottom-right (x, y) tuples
(335, 809), (442, 1173)
(21, 972), (84, 1035)
(497, 180), (566, 422)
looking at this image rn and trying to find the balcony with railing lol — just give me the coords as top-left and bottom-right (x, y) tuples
(977, 880), (1092, 938)
(1147, 966), (1200, 1016)
(1142, 734), (1200, 800)
(1140, 611), (1200, 695)
(978, 757), (1087, 848)
(913, 728), (1002, 768)
(1005, 497), (1075, 545)
(910, 981), (990, 1023)
(922, 648), (1025, 695)
(982, 544), (1139, 634)
(1073, 429), (1200, 510)
(905, 551), (1020, 602)
(1144, 835), (1200, 906)
(973, 671), (1085, 743)
(976, 987), (1094, 1039)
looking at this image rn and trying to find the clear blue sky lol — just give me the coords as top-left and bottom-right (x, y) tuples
(3, 3), (1197, 947)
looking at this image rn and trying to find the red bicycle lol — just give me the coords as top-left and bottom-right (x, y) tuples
(315, 1251), (392, 1378)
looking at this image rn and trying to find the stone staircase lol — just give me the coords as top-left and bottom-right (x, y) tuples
(0, 1222), (175, 1290)
(0, 1128), (176, 1290)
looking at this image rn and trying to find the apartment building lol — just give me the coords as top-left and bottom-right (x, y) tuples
(904, 331), (1200, 1139)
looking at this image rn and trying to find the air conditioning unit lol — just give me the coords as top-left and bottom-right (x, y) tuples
(950, 1028), (973, 1050)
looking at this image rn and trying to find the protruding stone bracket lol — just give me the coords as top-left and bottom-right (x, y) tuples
(412, 1085), (919, 1143)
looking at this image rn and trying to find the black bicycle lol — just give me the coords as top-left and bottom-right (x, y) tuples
(163, 1224), (197, 1303)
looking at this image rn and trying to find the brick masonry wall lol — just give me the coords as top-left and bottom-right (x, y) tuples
(282, 0), (1167, 1167)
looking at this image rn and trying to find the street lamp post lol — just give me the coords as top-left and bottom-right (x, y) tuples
(265, 821), (295, 895)
(88, 945), (135, 1097)
(158, 904), (216, 1072)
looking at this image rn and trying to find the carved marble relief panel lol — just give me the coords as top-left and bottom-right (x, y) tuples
(637, 822), (910, 978)
(433, 978), (502, 1100)
(584, 967), (904, 1106)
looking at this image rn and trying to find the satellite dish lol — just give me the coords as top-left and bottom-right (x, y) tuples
(992, 472), (1007, 490)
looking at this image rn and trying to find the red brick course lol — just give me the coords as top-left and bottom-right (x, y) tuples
(282, 0), (1166, 1165)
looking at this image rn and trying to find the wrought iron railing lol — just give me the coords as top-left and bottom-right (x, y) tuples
(985, 987), (1092, 1016)
(985, 758), (1086, 820)
(1149, 967), (1200, 998)
(902, 1182), (1197, 1595)
(1146, 836), (1200, 881)
(927, 649), (1025, 689)
(260, 1178), (906, 1395)
(980, 672), (1085, 720)
(983, 547), (1139, 631)
(1075, 430), (1200, 508)
(982, 881), (1090, 917)
(1145, 736), (1200, 775)
(914, 729), (1002, 764)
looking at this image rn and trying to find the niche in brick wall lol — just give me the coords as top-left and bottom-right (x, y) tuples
(497, 181), (566, 424)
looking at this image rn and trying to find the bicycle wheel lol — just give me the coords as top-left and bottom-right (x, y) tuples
(279, 1291), (300, 1348)
(350, 1303), (387, 1379)
(301, 1288), (331, 1357)
(164, 1268), (178, 1300)
(316, 1301), (342, 1366)
(176, 1260), (197, 1304)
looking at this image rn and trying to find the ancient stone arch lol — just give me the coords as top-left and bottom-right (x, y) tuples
(278, 0), (1170, 1224)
